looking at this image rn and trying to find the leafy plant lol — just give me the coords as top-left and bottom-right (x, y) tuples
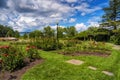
(110, 30), (120, 45)
(0, 46), (24, 71)
(30, 38), (63, 51)
(26, 45), (40, 61)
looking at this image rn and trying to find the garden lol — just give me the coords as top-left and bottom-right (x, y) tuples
(0, 22), (120, 80)
(0, 0), (120, 79)
(0, 37), (120, 80)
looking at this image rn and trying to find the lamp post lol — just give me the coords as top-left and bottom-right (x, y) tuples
(56, 22), (59, 50)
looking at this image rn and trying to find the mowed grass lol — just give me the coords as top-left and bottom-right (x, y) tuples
(21, 50), (120, 80)
(0, 41), (10, 45)
(1, 41), (120, 80)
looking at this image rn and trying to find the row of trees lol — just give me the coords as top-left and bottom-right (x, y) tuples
(23, 26), (77, 39)
(0, 25), (20, 38)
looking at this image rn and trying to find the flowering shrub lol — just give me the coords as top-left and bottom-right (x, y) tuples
(26, 45), (40, 61)
(0, 45), (24, 71)
(30, 38), (63, 51)
(0, 44), (41, 71)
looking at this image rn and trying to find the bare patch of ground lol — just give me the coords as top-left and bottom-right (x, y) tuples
(60, 51), (110, 57)
(0, 59), (44, 80)
(113, 45), (120, 50)
(66, 59), (84, 65)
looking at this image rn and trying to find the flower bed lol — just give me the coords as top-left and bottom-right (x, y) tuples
(0, 45), (40, 72)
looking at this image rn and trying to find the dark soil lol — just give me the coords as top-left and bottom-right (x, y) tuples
(60, 51), (110, 57)
(0, 59), (44, 80)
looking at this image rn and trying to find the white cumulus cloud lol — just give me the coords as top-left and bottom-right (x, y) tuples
(75, 23), (87, 31)
(65, 0), (77, 3)
(69, 18), (76, 23)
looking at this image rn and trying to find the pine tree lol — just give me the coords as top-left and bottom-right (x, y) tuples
(102, 0), (120, 29)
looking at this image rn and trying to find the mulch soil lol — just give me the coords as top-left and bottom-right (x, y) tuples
(0, 59), (44, 80)
(60, 51), (110, 57)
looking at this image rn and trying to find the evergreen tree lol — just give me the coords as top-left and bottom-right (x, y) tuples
(102, 0), (120, 29)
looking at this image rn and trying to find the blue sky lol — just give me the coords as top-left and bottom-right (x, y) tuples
(0, 0), (109, 32)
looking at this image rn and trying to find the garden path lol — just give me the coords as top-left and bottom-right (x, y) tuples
(66, 59), (114, 77)
(113, 45), (120, 50)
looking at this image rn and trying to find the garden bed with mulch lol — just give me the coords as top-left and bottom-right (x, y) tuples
(60, 51), (110, 57)
(0, 59), (44, 80)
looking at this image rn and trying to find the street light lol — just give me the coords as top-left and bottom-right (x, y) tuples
(56, 22), (59, 50)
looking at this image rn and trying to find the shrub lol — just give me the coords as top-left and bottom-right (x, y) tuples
(30, 38), (63, 51)
(110, 34), (120, 45)
(0, 46), (25, 71)
(26, 45), (40, 61)
(94, 32), (110, 41)
(64, 40), (77, 47)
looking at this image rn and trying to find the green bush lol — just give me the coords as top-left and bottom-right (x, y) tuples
(94, 32), (110, 41)
(0, 46), (24, 71)
(26, 45), (40, 61)
(63, 40), (79, 47)
(110, 34), (120, 45)
(30, 38), (63, 51)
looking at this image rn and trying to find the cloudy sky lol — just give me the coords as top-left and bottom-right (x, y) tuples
(0, 0), (108, 32)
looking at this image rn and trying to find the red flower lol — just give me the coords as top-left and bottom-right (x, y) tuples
(31, 46), (36, 49)
(0, 59), (3, 63)
(26, 47), (30, 51)
(27, 45), (31, 48)
(2, 53), (9, 57)
(0, 46), (10, 49)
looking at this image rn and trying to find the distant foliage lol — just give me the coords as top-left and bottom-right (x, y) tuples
(110, 30), (120, 45)
(75, 27), (111, 41)
(30, 38), (63, 51)
(0, 24), (20, 37)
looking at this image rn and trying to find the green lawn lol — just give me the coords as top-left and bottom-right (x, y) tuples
(0, 41), (10, 45)
(0, 41), (120, 80)
(21, 50), (120, 80)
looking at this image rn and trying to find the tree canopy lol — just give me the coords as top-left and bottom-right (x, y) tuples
(102, 0), (120, 29)
(0, 24), (20, 37)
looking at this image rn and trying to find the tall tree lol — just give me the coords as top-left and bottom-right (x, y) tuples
(29, 30), (43, 38)
(57, 27), (64, 38)
(43, 26), (55, 38)
(23, 33), (28, 39)
(14, 31), (20, 38)
(64, 26), (77, 38)
(102, 0), (120, 29)
(0, 24), (19, 37)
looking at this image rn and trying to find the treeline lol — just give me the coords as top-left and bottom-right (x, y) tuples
(75, 27), (120, 45)
(23, 26), (77, 39)
(0, 25), (20, 38)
